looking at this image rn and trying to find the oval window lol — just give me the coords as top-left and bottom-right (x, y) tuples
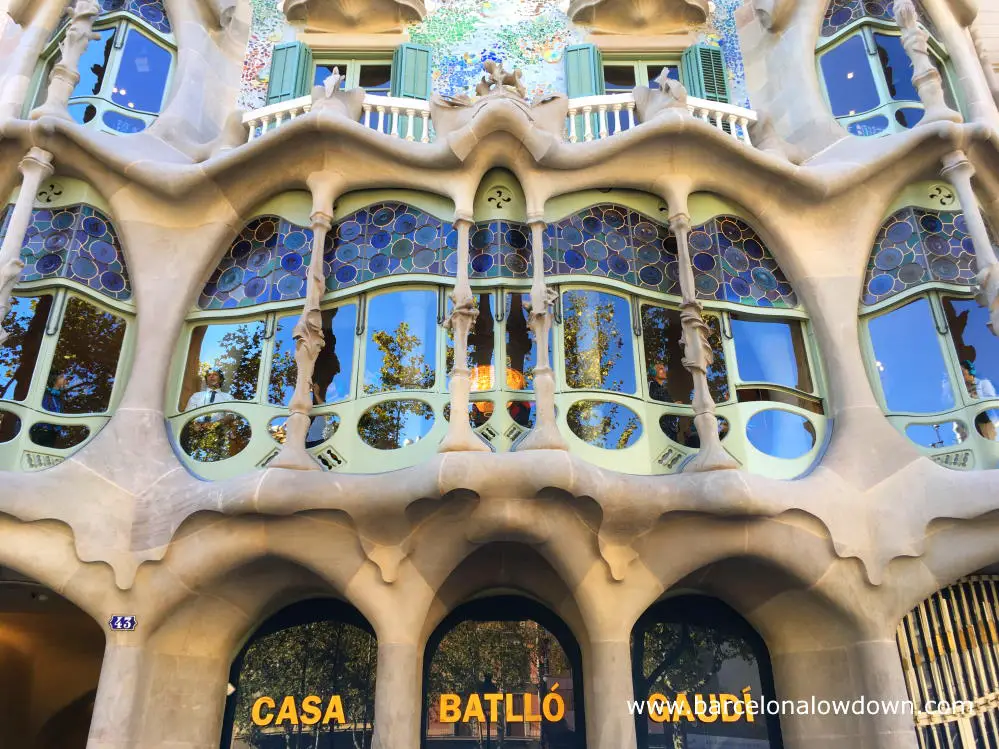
(267, 414), (341, 448)
(906, 422), (967, 448)
(567, 400), (642, 449)
(179, 411), (252, 462)
(358, 400), (434, 449)
(0, 411), (22, 443)
(659, 414), (730, 447)
(28, 422), (90, 449)
(746, 409), (815, 459)
(443, 401), (494, 427)
(975, 409), (999, 441)
(507, 400), (535, 429)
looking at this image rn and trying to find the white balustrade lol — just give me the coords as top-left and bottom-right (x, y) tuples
(242, 90), (757, 147)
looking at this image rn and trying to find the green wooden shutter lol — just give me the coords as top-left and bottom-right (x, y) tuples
(681, 43), (729, 103)
(564, 43), (605, 97)
(391, 43), (432, 100)
(266, 42), (314, 105)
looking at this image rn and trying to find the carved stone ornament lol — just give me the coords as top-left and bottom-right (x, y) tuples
(892, 0), (962, 126)
(283, 0), (426, 33)
(752, 0), (795, 31)
(633, 72), (693, 123)
(310, 67), (365, 121)
(30, 0), (101, 121)
(568, 0), (709, 34)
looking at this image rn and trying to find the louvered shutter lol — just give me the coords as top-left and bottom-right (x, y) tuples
(266, 42), (314, 105)
(681, 43), (730, 103)
(564, 44), (605, 139)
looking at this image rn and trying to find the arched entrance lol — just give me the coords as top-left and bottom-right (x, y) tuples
(631, 595), (783, 749)
(220, 598), (377, 749)
(422, 595), (585, 748)
(0, 566), (104, 749)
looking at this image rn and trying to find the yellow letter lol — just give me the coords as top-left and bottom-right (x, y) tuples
(647, 693), (669, 723)
(300, 696), (322, 726)
(463, 694), (485, 723)
(743, 687), (755, 723)
(542, 684), (565, 722)
(251, 696), (275, 726)
(524, 693), (542, 722)
(440, 694), (462, 723)
(484, 693), (502, 723)
(674, 694), (694, 722)
(275, 696), (298, 726)
(506, 693), (524, 722)
(322, 695), (345, 725)
(719, 694), (742, 722)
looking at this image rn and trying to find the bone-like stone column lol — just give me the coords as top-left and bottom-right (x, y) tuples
(0, 147), (54, 347)
(942, 150), (999, 337)
(0, 0), (67, 120)
(893, 0), (962, 125)
(669, 212), (738, 471)
(87, 640), (144, 748)
(514, 218), (567, 451)
(270, 182), (338, 470)
(585, 638), (639, 749)
(370, 641), (421, 749)
(30, 0), (101, 121)
(970, 22), (999, 107)
(440, 215), (490, 453)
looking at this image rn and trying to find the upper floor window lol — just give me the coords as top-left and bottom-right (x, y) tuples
(314, 59), (393, 95)
(38, 2), (174, 134)
(602, 59), (680, 92)
(817, 0), (955, 137)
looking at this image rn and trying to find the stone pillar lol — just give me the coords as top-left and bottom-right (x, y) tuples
(370, 641), (420, 749)
(440, 215), (489, 453)
(0, 0), (66, 120)
(941, 150), (999, 337)
(270, 183), (338, 470)
(970, 22), (999, 107)
(514, 219), (567, 451)
(0, 147), (54, 346)
(87, 640), (145, 748)
(850, 638), (920, 749)
(0, 642), (30, 747)
(669, 212), (738, 471)
(893, 0), (962, 125)
(585, 638), (638, 749)
(30, 0), (100, 121)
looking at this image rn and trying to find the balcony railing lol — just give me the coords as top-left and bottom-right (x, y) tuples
(242, 91), (757, 146)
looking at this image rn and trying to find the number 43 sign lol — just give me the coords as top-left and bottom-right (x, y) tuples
(109, 615), (137, 631)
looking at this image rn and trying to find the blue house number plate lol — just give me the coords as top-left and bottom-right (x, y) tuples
(109, 615), (137, 631)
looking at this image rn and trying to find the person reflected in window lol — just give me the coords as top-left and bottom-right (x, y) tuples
(185, 369), (234, 410)
(305, 382), (328, 449)
(648, 362), (671, 402)
(42, 372), (67, 413)
(961, 361), (996, 400)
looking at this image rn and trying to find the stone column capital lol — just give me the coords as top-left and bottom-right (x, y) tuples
(453, 213), (474, 228)
(19, 148), (55, 182)
(941, 149), (974, 181)
(668, 212), (692, 234)
(527, 213), (546, 227)
(309, 210), (333, 231)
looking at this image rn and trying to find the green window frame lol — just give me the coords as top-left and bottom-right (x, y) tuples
(313, 56), (394, 96)
(600, 56), (682, 93)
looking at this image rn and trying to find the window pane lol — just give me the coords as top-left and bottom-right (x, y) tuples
(269, 305), (357, 406)
(646, 64), (679, 89)
(747, 409), (816, 459)
(820, 35), (881, 117)
(111, 29), (172, 113)
(506, 292), (549, 390)
(71, 28), (115, 99)
(364, 290), (436, 392)
(562, 290), (636, 394)
(868, 298), (954, 413)
(731, 316), (812, 392)
(604, 65), (637, 91)
(181, 321), (264, 410)
(567, 399), (643, 449)
(641, 304), (729, 404)
(446, 293), (495, 391)
(874, 33), (918, 103)
(358, 64), (392, 95)
(358, 399), (434, 449)
(314, 63), (348, 87)
(1, 295), (53, 402)
(46, 297), (126, 414)
(943, 297), (999, 400)
(180, 411), (252, 462)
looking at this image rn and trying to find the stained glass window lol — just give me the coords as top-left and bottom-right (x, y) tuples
(821, 0), (936, 38)
(0, 204), (131, 301)
(469, 221), (533, 279)
(863, 207), (982, 306)
(98, 0), (172, 34)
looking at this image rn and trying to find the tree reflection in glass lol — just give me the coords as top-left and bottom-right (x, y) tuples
(181, 321), (264, 410)
(868, 299), (954, 413)
(46, 297), (126, 414)
(270, 305), (357, 406)
(562, 290), (635, 393)
(1, 295), (52, 401)
(567, 400), (642, 449)
(364, 291), (436, 392)
(358, 399), (434, 449)
(180, 411), (252, 462)
(641, 305), (728, 404)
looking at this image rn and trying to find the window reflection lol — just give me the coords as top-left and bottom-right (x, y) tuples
(641, 305), (728, 404)
(111, 29), (172, 113)
(269, 305), (357, 406)
(604, 65), (637, 91)
(364, 291), (436, 393)
(446, 293), (495, 391)
(358, 399), (434, 449)
(868, 299), (954, 413)
(567, 399), (642, 449)
(506, 292), (547, 390)
(1, 295), (52, 401)
(180, 321), (264, 410)
(820, 35), (881, 116)
(0, 410), (20, 443)
(180, 411), (252, 462)
(943, 297), (999, 400)
(507, 400), (535, 429)
(660, 414), (730, 447)
(72, 28), (115, 99)
(731, 316), (812, 392)
(976, 409), (999, 441)
(46, 297), (126, 414)
(906, 421), (967, 448)
(562, 290), (636, 393)
(874, 33), (917, 102)
(746, 409), (816, 459)
(29, 422), (90, 450)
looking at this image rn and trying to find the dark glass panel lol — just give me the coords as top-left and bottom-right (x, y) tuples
(181, 321), (264, 411)
(736, 387), (824, 415)
(28, 422), (90, 449)
(179, 411), (252, 462)
(1, 295), (53, 402)
(642, 305), (728, 404)
(267, 413), (340, 449)
(443, 400), (494, 427)
(506, 292), (549, 390)
(746, 409), (816, 459)
(364, 290), (436, 393)
(269, 305), (357, 406)
(314, 62), (348, 87)
(562, 290), (636, 394)
(567, 399), (642, 449)
(111, 29), (172, 113)
(874, 33), (918, 103)
(659, 413), (730, 447)
(868, 299), (954, 413)
(604, 65), (637, 91)
(0, 410), (21, 443)
(943, 297), (999, 401)
(646, 64), (680, 89)
(820, 35), (881, 117)
(71, 28), (115, 98)
(446, 294), (496, 391)
(895, 107), (924, 128)
(975, 409), (999, 441)
(906, 421), (967, 448)
(357, 399), (434, 449)
(731, 316), (812, 392)
(358, 64), (392, 95)
(507, 400), (535, 429)
(46, 297), (126, 414)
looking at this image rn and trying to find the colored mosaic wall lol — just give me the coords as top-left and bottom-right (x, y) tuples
(0, 204), (132, 302)
(862, 207), (980, 306)
(239, 0), (750, 109)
